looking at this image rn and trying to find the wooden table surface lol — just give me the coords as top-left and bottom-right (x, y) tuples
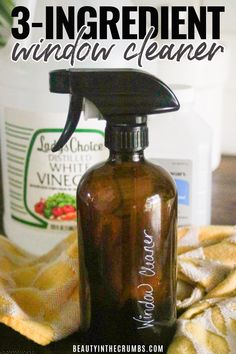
(0, 155), (235, 353)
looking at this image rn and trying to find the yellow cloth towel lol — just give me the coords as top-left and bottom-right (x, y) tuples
(0, 232), (81, 345)
(0, 225), (235, 351)
(169, 225), (236, 354)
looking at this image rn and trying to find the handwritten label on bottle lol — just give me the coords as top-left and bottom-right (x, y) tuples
(133, 229), (156, 330)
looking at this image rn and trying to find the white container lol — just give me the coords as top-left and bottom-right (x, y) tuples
(0, 50), (108, 255)
(0, 0), (138, 255)
(146, 85), (212, 226)
(154, 42), (228, 170)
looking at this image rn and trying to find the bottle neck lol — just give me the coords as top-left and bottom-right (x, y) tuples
(109, 150), (145, 163)
(104, 119), (149, 153)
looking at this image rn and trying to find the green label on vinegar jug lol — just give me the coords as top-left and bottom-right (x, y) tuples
(4, 108), (105, 231)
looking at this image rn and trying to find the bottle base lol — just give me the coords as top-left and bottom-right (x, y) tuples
(80, 301), (176, 349)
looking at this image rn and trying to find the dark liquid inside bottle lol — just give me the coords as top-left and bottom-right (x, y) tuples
(77, 151), (177, 348)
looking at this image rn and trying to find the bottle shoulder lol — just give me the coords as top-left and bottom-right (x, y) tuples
(144, 159), (176, 187)
(77, 158), (177, 202)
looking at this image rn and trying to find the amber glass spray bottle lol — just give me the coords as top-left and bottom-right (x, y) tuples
(50, 69), (180, 347)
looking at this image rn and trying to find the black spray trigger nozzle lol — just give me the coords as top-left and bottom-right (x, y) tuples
(50, 68), (180, 152)
(52, 95), (83, 152)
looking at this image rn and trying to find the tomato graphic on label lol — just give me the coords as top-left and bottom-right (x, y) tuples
(34, 193), (77, 221)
